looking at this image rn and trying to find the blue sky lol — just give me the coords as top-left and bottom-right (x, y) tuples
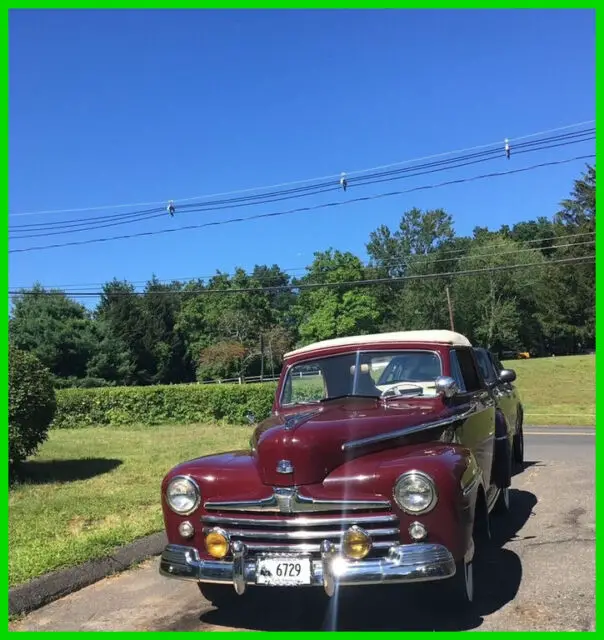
(9, 9), (595, 298)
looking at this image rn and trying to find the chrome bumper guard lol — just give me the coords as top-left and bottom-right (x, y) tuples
(159, 540), (456, 597)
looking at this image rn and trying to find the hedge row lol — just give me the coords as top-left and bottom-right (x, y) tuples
(52, 383), (278, 428)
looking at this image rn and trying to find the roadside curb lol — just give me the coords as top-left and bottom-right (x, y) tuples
(9, 531), (167, 617)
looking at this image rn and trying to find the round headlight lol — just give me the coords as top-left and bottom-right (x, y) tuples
(166, 475), (201, 515)
(393, 471), (437, 514)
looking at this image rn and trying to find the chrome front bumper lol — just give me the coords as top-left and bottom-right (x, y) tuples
(159, 540), (456, 597)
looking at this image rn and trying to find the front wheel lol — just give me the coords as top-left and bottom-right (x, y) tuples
(513, 419), (524, 468)
(445, 557), (474, 608)
(198, 582), (242, 608)
(493, 486), (511, 515)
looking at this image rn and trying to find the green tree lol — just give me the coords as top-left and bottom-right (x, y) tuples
(452, 237), (547, 353)
(176, 266), (293, 380)
(9, 284), (96, 383)
(367, 207), (455, 277)
(536, 165), (596, 353)
(293, 249), (381, 345)
(9, 346), (57, 474)
(366, 208), (457, 331)
(93, 279), (150, 385)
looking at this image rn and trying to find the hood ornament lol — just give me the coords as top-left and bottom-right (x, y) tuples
(276, 460), (294, 475)
(284, 410), (320, 431)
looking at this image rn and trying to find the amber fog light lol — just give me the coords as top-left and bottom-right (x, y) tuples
(178, 521), (195, 539)
(342, 525), (372, 560)
(205, 528), (230, 559)
(408, 521), (427, 541)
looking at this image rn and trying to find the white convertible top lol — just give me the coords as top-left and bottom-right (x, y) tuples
(284, 330), (472, 359)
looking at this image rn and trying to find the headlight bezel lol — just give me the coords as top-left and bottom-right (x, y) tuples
(165, 474), (201, 515)
(393, 470), (438, 515)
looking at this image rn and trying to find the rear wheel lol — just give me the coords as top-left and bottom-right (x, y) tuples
(198, 582), (241, 608)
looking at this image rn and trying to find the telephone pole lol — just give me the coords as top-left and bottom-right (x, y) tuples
(259, 334), (265, 382)
(445, 285), (455, 332)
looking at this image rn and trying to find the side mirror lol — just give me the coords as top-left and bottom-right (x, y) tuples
(499, 369), (516, 383)
(246, 411), (256, 425)
(435, 376), (459, 399)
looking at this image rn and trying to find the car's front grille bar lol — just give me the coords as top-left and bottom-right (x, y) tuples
(201, 512), (400, 557)
(201, 513), (398, 528)
(203, 526), (399, 540)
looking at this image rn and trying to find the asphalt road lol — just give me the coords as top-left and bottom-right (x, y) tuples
(10, 426), (595, 632)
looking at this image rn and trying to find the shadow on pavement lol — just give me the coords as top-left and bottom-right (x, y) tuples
(513, 459), (543, 478)
(194, 487), (538, 631)
(11, 457), (123, 486)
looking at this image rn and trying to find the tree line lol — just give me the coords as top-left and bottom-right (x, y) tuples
(9, 166), (595, 388)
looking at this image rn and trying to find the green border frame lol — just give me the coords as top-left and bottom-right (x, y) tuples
(5, 5), (599, 636)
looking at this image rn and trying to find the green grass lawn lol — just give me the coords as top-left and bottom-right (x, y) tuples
(503, 354), (595, 426)
(9, 423), (251, 587)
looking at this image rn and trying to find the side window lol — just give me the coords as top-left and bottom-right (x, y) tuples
(449, 351), (467, 392)
(490, 353), (504, 375)
(452, 348), (482, 392)
(475, 350), (496, 384)
(282, 364), (326, 405)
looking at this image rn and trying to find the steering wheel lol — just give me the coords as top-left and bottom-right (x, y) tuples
(381, 381), (424, 398)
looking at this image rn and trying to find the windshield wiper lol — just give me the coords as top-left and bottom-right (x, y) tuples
(320, 394), (380, 403)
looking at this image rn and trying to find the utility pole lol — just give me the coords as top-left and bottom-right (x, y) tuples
(445, 285), (455, 332)
(259, 334), (265, 382)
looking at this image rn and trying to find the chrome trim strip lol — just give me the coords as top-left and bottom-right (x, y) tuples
(205, 487), (391, 514)
(343, 408), (474, 451)
(159, 542), (457, 594)
(204, 526), (399, 540)
(342, 403), (493, 451)
(201, 514), (398, 528)
(461, 474), (480, 497)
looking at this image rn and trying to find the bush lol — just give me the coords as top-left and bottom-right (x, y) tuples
(52, 382), (278, 428)
(9, 346), (57, 470)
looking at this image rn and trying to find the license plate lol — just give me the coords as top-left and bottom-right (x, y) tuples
(255, 556), (312, 586)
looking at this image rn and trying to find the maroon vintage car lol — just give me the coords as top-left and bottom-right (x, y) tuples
(159, 330), (523, 608)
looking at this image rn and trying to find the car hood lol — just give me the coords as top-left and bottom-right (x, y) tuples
(251, 396), (458, 486)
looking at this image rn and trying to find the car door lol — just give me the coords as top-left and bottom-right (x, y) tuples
(488, 351), (518, 430)
(449, 347), (496, 486)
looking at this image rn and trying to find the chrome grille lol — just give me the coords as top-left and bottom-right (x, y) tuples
(201, 512), (400, 556)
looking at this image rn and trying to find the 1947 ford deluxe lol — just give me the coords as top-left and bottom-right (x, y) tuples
(159, 330), (524, 609)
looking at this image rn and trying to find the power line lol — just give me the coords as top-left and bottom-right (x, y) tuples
(9, 153), (596, 254)
(14, 235), (594, 291)
(10, 128), (595, 236)
(9, 118), (595, 218)
(9, 255), (594, 298)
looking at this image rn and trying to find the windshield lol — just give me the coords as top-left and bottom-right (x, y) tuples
(280, 350), (443, 406)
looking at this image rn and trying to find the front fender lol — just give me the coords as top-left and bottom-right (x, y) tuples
(322, 442), (482, 561)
